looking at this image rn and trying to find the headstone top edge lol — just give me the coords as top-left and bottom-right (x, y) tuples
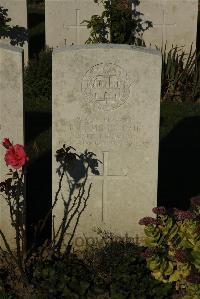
(53, 44), (162, 57)
(0, 43), (24, 54)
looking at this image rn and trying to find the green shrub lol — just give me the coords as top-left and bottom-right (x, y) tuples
(28, 250), (97, 298)
(24, 47), (52, 111)
(139, 197), (200, 299)
(83, 0), (152, 45)
(81, 230), (174, 298)
(0, 6), (11, 38)
(0, 5), (28, 46)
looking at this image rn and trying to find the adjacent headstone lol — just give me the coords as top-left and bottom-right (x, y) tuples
(0, 0), (28, 63)
(52, 44), (162, 249)
(139, 0), (198, 52)
(45, 0), (103, 48)
(0, 44), (24, 249)
(46, 0), (198, 53)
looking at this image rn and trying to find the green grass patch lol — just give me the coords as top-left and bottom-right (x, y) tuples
(29, 22), (45, 38)
(160, 102), (200, 140)
(28, 4), (44, 15)
(25, 97), (51, 113)
(26, 128), (51, 164)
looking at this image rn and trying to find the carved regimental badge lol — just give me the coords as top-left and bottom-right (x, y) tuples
(81, 63), (131, 111)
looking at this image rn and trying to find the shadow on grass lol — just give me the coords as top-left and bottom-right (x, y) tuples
(29, 32), (45, 59)
(158, 116), (200, 209)
(25, 112), (51, 143)
(26, 150), (52, 250)
(28, 12), (44, 28)
(28, 11), (45, 58)
(25, 110), (52, 250)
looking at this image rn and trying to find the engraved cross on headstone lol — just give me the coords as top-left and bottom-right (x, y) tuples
(154, 9), (176, 47)
(63, 9), (87, 45)
(89, 152), (128, 222)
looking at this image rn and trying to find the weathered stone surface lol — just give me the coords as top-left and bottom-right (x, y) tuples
(52, 44), (161, 248)
(139, 0), (198, 52)
(0, 44), (24, 249)
(46, 0), (198, 53)
(0, 0), (28, 63)
(45, 0), (103, 48)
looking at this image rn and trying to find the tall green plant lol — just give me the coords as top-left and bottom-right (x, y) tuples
(83, 0), (153, 45)
(160, 44), (200, 102)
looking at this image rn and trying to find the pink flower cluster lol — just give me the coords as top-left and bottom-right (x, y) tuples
(138, 217), (157, 226)
(173, 209), (195, 220)
(152, 206), (166, 215)
(2, 138), (29, 169)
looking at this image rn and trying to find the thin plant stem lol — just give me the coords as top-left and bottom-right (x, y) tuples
(14, 172), (28, 283)
(0, 229), (18, 265)
(38, 168), (65, 234)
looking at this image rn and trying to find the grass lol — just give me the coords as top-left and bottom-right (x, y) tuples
(160, 102), (200, 140)
(28, 3), (45, 58)
(24, 96), (51, 113)
(27, 3), (44, 14)
(29, 22), (45, 39)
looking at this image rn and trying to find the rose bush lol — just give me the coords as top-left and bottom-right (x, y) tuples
(0, 138), (29, 293)
(0, 141), (103, 297)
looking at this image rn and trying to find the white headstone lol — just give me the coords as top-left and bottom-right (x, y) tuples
(0, 43), (24, 249)
(46, 0), (198, 53)
(52, 44), (161, 248)
(0, 0), (28, 63)
(45, 0), (103, 47)
(140, 0), (198, 52)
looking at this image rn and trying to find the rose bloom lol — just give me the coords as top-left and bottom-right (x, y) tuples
(5, 144), (29, 169)
(2, 138), (12, 149)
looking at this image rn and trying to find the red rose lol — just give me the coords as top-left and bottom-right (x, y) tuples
(5, 144), (29, 169)
(2, 138), (12, 149)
